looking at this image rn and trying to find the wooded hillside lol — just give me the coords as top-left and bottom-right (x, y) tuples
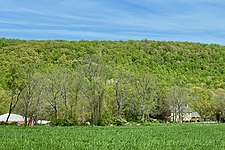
(0, 38), (225, 123)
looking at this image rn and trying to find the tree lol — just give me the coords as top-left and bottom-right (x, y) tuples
(81, 57), (108, 124)
(190, 87), (215, 121)
(167, 85), (193, 122)
(58, 68), (73, 119)
(67, 70), (83, 119)
(135, 72), (158, 121)
(212, 89), (225, 122)
(2, 63), (26, 122)
(20, 71), (44, 124)
(109, 68), (133, 119)
(0, 87), (8, 114)
(41, 67), (62, 119)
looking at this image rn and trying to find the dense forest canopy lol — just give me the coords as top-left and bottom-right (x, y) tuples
(0, 38), (225, 124)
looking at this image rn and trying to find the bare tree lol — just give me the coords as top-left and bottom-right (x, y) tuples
(167, 85), (193, 122)
(135, 73), (158, 121)
(59, 68), (73, 119)
(67, 70), (83, 119)
(108, 69), (132, 118)
(81, 57), (108, 124)
(42, 69), (62, 119)
(20, 72), (44, 124)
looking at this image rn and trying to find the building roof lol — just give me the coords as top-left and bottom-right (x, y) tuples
(170, 104), (192, 113)
(180, 105), (192, 113)
(191, 112), (200, 118)
(0, 113), (25, 122)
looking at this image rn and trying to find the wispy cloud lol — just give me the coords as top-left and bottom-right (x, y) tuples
(0, 0), (225, 45)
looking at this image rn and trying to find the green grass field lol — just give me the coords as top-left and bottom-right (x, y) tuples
(0, 124), (225, 150)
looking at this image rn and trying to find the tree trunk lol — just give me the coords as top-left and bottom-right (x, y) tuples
(98, 89), (104, 121)
(53, 101), (58, 119)
(115, 84), (121, 118)
(141, 105), (145, 121)
(62, 89), (68, 119)
(6, 89), (22, 123)
(24, 106), (28, 125)
(6, 103), (13, 123)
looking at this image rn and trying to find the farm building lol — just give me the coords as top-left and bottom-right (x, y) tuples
(0, 113), (26, 124)
(191, 112), (201, 122)
(37, 120), (51, 125)
(170, 104), (200, 122)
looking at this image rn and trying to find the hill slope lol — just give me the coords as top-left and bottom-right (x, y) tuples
(0, 38), (225, 122)
(1, 39), (225, 87)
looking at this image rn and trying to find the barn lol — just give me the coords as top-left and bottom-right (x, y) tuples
(0, 113), (26, 124)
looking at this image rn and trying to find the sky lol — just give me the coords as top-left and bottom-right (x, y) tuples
(0, 0), (225, 45)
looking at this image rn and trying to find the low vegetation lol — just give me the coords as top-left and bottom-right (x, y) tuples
(0, 124), (225, 150)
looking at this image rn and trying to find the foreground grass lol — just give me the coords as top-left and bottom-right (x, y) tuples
(0, 123), (225, 150)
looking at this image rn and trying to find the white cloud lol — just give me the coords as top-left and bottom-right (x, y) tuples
(0, 0), (225, 45)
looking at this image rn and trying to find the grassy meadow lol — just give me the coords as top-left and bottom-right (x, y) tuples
(0, 123), (225, 150)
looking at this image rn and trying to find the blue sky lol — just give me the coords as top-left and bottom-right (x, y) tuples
(0, 0), (225, 45)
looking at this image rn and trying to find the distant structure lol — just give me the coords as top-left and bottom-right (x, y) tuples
(170, 104), (200, 122)
(37, 120), (51, 125)
(0, 113), (26, 124)
(191, 112), (201, 122)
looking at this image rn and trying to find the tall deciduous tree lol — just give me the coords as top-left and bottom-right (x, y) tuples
(67, 70), (83, 119)
(135, 72), (158, 121)
(42, 67), (62, 119)
(81, 57), (108, 124)
(110, 68), (133, 119)
(212, 89), (225, 121)
(3, 63), (26, 122)
(167, 85), (193, 122)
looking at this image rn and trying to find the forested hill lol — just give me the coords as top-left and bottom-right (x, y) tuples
(0, 38), (225, 122)
(1, 38), (224, 88)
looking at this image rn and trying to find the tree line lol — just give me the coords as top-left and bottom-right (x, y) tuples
(0, 38), (225, 124)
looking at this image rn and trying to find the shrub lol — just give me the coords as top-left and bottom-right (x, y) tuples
(113, 118), (127, 126)
(0, 121), (8, 125)
(9, 122), (19, 126)
(143, 118), (161, 126)
(50, 119), (78, 126)
(97, 119), (112, 126)
(143, 122), (151, 126)
(0, 121), (19, 126)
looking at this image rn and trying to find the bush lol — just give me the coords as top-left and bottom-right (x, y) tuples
(50, 119), (78, 126)
(143, 118), (161, 126)
(0, 121), (8, 125)
(143, 122), (151, 126)
(97, 119), (112, 126)
(113, 118), (127, 126)
(220, 115), (225, 123)
(9, 122), (19, 126)
(0, 121), (19, 126)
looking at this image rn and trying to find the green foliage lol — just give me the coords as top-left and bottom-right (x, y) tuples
(113, 118), (127, 126)
(8, 122), (19, 126)
(96, 119), (112, 126)
(50, 119), (78, 126)
(0, 121), (19, 126)
(1, 39), (225, 88)
(147, 118), (160, 123)
(1, 38), (225, 122)
(0, 121), (8, 125)
(96, 118), (128, 126)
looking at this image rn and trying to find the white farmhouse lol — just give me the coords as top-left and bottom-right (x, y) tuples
(170, 104), (200, 122)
